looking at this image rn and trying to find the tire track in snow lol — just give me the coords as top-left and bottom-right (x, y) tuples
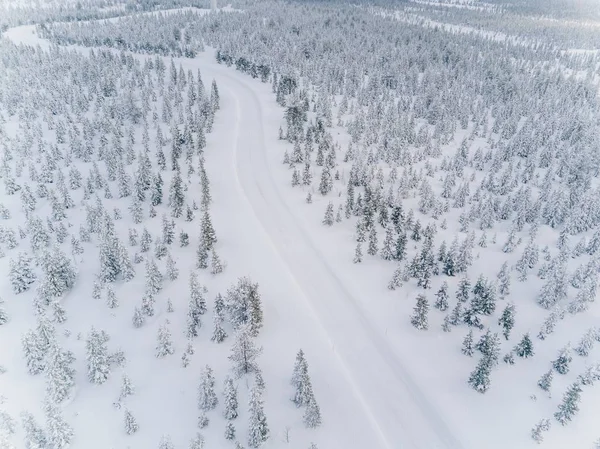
(224, 83), (394, 449)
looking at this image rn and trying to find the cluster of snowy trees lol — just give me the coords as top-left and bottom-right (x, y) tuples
(43, 10), (205, 57)
(165, 0), (600, 441)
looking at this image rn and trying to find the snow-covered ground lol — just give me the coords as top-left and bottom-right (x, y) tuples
(1, 3), (600, 449)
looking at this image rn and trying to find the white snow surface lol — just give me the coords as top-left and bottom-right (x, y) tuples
(1, 8), (599, 449)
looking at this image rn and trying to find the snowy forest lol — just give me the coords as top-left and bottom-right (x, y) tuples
(0, 0), (599, 448)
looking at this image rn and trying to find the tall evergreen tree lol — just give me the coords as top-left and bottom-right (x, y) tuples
(223, 376), (239, 420)
(86, 327), (110, 384)
(198, 365), (218, 411)
(410, 294), (429, 330)
(229, 324), (262, 378)
(247, 384), (269, 448)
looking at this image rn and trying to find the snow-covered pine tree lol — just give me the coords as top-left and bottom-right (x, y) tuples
(229, 324), (262, 378)
(552, 347), (572, 375)
(303, 388), (322, 428)
(531, 418), (551, 444)
(434, 282), (449, 311)
(9, 252), (36, 294)
(322, 202), (334, 226)
(225, 277), (263, 336)
(554, 382), (582, 425)
(159, 435), (175, 449)
(198, 365), (218, 411)
(22, 330), (47, 375)
(225, 422), (236, 440)
(132, 306), (145, 328)
(45, 401), (73, 449)
(106, 284), (118, 308)
(223, 376), (239, 420)
(145, 257), (163, 297)
(21, 411), (47, 449)
(46, 343), (76, 403)
(247, 383), (269, 448)
(124, 409), (138, 435)
(537, 369), (553, 394)
(201, 210), (217, 250)
(187, 271), (206, 338)
(462, 330), (474, 356)
(120, 374), (135, 401)
(166, 253), (179, 281)
(498, 303), (515, 340)
(410, 294), (429, 330)
(210, 247), (224, 275)
(468, 355), (492, 393)
(211, 294), (227, 343)
(514, 333), (534, 358)
(86, 327), (110, 384)
(169, 169), (185, 218)
(156, 321), (175, 358)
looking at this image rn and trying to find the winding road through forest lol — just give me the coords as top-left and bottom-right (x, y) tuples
(5, 15), (466, 449)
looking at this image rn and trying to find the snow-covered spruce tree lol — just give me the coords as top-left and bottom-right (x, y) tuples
(468, 355), (492, 393)
(456, 276), (471, 303)
(0, 298), (8, 326)
(162, 214), (175, 245)
(498, 303), (515, 340)
(210, 247), (224, 275)
(303, 390), (322, 429)
(124, 409), (139, 435)
(538, 369), (553, 394)
(120, 374), (135, 401)
(46, 343), (76, 403)
(86, 327), (110, 384)
(22, 329), (48, 375)
(434, 282), (449, 311)
(21, 411), (47, 449)
(223, 376), (239, 420)
(159, 435), (175, 449)
(322, 202), (334, 226)
(166, 253), (179, 281)
(9, 252), (36, 294)
(225, 423), (236, 441)
(552, 347), (572, 375)
(189, 433), (205, 449)
(225, 277), (263, 336)
(145, 257), (163, 297)
(410, 294), (429, 330)
(462, 330), (474, 357)
(211, 294), (227, 343)
(353, 241), (363, 263)
(229, 324), (262, 379)
(187, 271), (206, 338)
(169, 169), (185, 218)
(201, 210), (217, 250)
(470, 275), (496, 316)
(575, 328), (597, 356)
(554, 382), (582, 425)
(531, 419), (551, 444)
(132, 306), (145, 328)
(106, 284), (118, 309)
(475, 330), (501, 366)
(247, 383), (269, 448)
(156, 322), (175, 358)
(45, 401), (73, 449)
(198, 365), (218, 411)
(514, 333), (534, 358)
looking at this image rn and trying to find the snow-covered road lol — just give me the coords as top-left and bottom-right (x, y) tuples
(4, 20), (465, 449)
